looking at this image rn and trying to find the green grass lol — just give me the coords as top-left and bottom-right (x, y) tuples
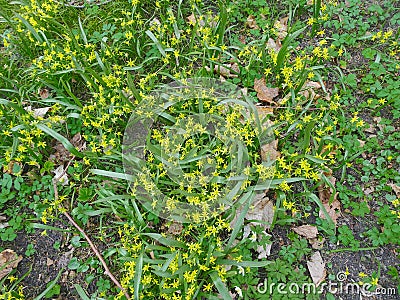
(0, 0), (399, 299)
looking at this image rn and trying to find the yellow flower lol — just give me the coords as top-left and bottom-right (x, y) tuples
(203, 283), (213, 292)
(371, 277), (378, 286)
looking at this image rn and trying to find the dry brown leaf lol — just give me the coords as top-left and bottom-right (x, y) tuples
(310, 237), (325, 250)
(245, 193), (274, 230)
(319, 199), (341, 225)
(317, 170), (337, 203)
(364, 124), (375, 133)
(166, 222), (183, 236)
(24, 106), (51, 118)
(51, 133), (86, 164)
(299, 81), (322, 100)
(257, 242), (272, 259)
(230, 193), (274, 234)
(150, 18), (161, 27)
(388, 183), (400, 197)
(255, 106), (274, 125)
(3, 161), (23, 174)
(266, 38), (281, 52)
(246, 15), (259, 29)
(214, 64), (239, 78)
(293, 225), (318, 239)
(254, 77), (279, 104)
(0, 214), (8, 230)
(304, 81), (322, 89)
(186, 13), (198, 25)
(39, 88), (49, 99)
(307, 251), (326, 286)
(0, 249), (22, 280)
(33, 107), (51, 118)
(261, 139), (280, 162)
(318, 170), (341, 225)
(46, 257), (54, 266)
(71, 133), (86, 150)
(275, 17), (288, 41)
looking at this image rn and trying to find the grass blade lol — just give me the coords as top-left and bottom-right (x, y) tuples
(36, 124), (82, 157)
(209, 272), (231, 300)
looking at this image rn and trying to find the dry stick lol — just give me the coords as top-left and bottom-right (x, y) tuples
(52, 156), (131, 300)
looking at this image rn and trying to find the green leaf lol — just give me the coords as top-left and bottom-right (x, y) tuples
(36, 124), (82, 157)
(146, 30), (166, 57)
(34, 269), (63, 300)
(68, 258), (80, 270)
(225, 190), (254, 250)
(73, 284), (90, 300)
(209, 272), (231, 300)
(133, 251), (143, 300)
(142, 233), (186, 248)
(90, 169), (133, 181)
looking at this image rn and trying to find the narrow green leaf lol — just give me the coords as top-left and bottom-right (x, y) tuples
(33, 268), (63, 300)
(90, 169), (133, 181)
(142, 233), (186, 248)
(74, 284), (90, 300)
(36, 124), (82, 157)
(209, 272), (231, 300)
(133, 251), (143, 300)
(146, 30), (166, 57)
(225, 190), (253, 250)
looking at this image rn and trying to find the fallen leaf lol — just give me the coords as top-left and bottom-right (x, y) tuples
(39, 88), (49, 99)
(318, 170), (341, 225)
(256, 242), (272, 259)
(150, 18), (161, 27)
(261, 139), (280, 162)
(24, 106), (51, 118)
(70, 133), (86, 150)
(46, 257), (54, 266)
(246, 15), (259, 29)
(0, 214), (8, 229)
(299, 81), (322, 99)
(388, 183), (400, 197)
(254, 77), (279, 104)
(319, 199), (341, 225)
(307, 251), (326, 286)
(53, 165), (69, 186)
(166, 222), (183, 236)
(364, 187), (374, 195)
(0, 249), (22, 280)
(373, 117), (384, 132)
(245, 193), (274, 230)
(266, 38), (281, 52)
(275, 17), (288, 41)
(186, 13), (198, 25)
(33, 107), (51, 118)
(230, 193), (274, 237)
(50, 133), (86, 164)
(293, 225), (318, 239)
(317, 170), (337, 203)
(214, 63), (239, 78)
(364, 124), (375, 133)
(310, 237), (325, 250)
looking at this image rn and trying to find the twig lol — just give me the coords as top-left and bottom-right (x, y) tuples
(52, 155), (130, 300)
